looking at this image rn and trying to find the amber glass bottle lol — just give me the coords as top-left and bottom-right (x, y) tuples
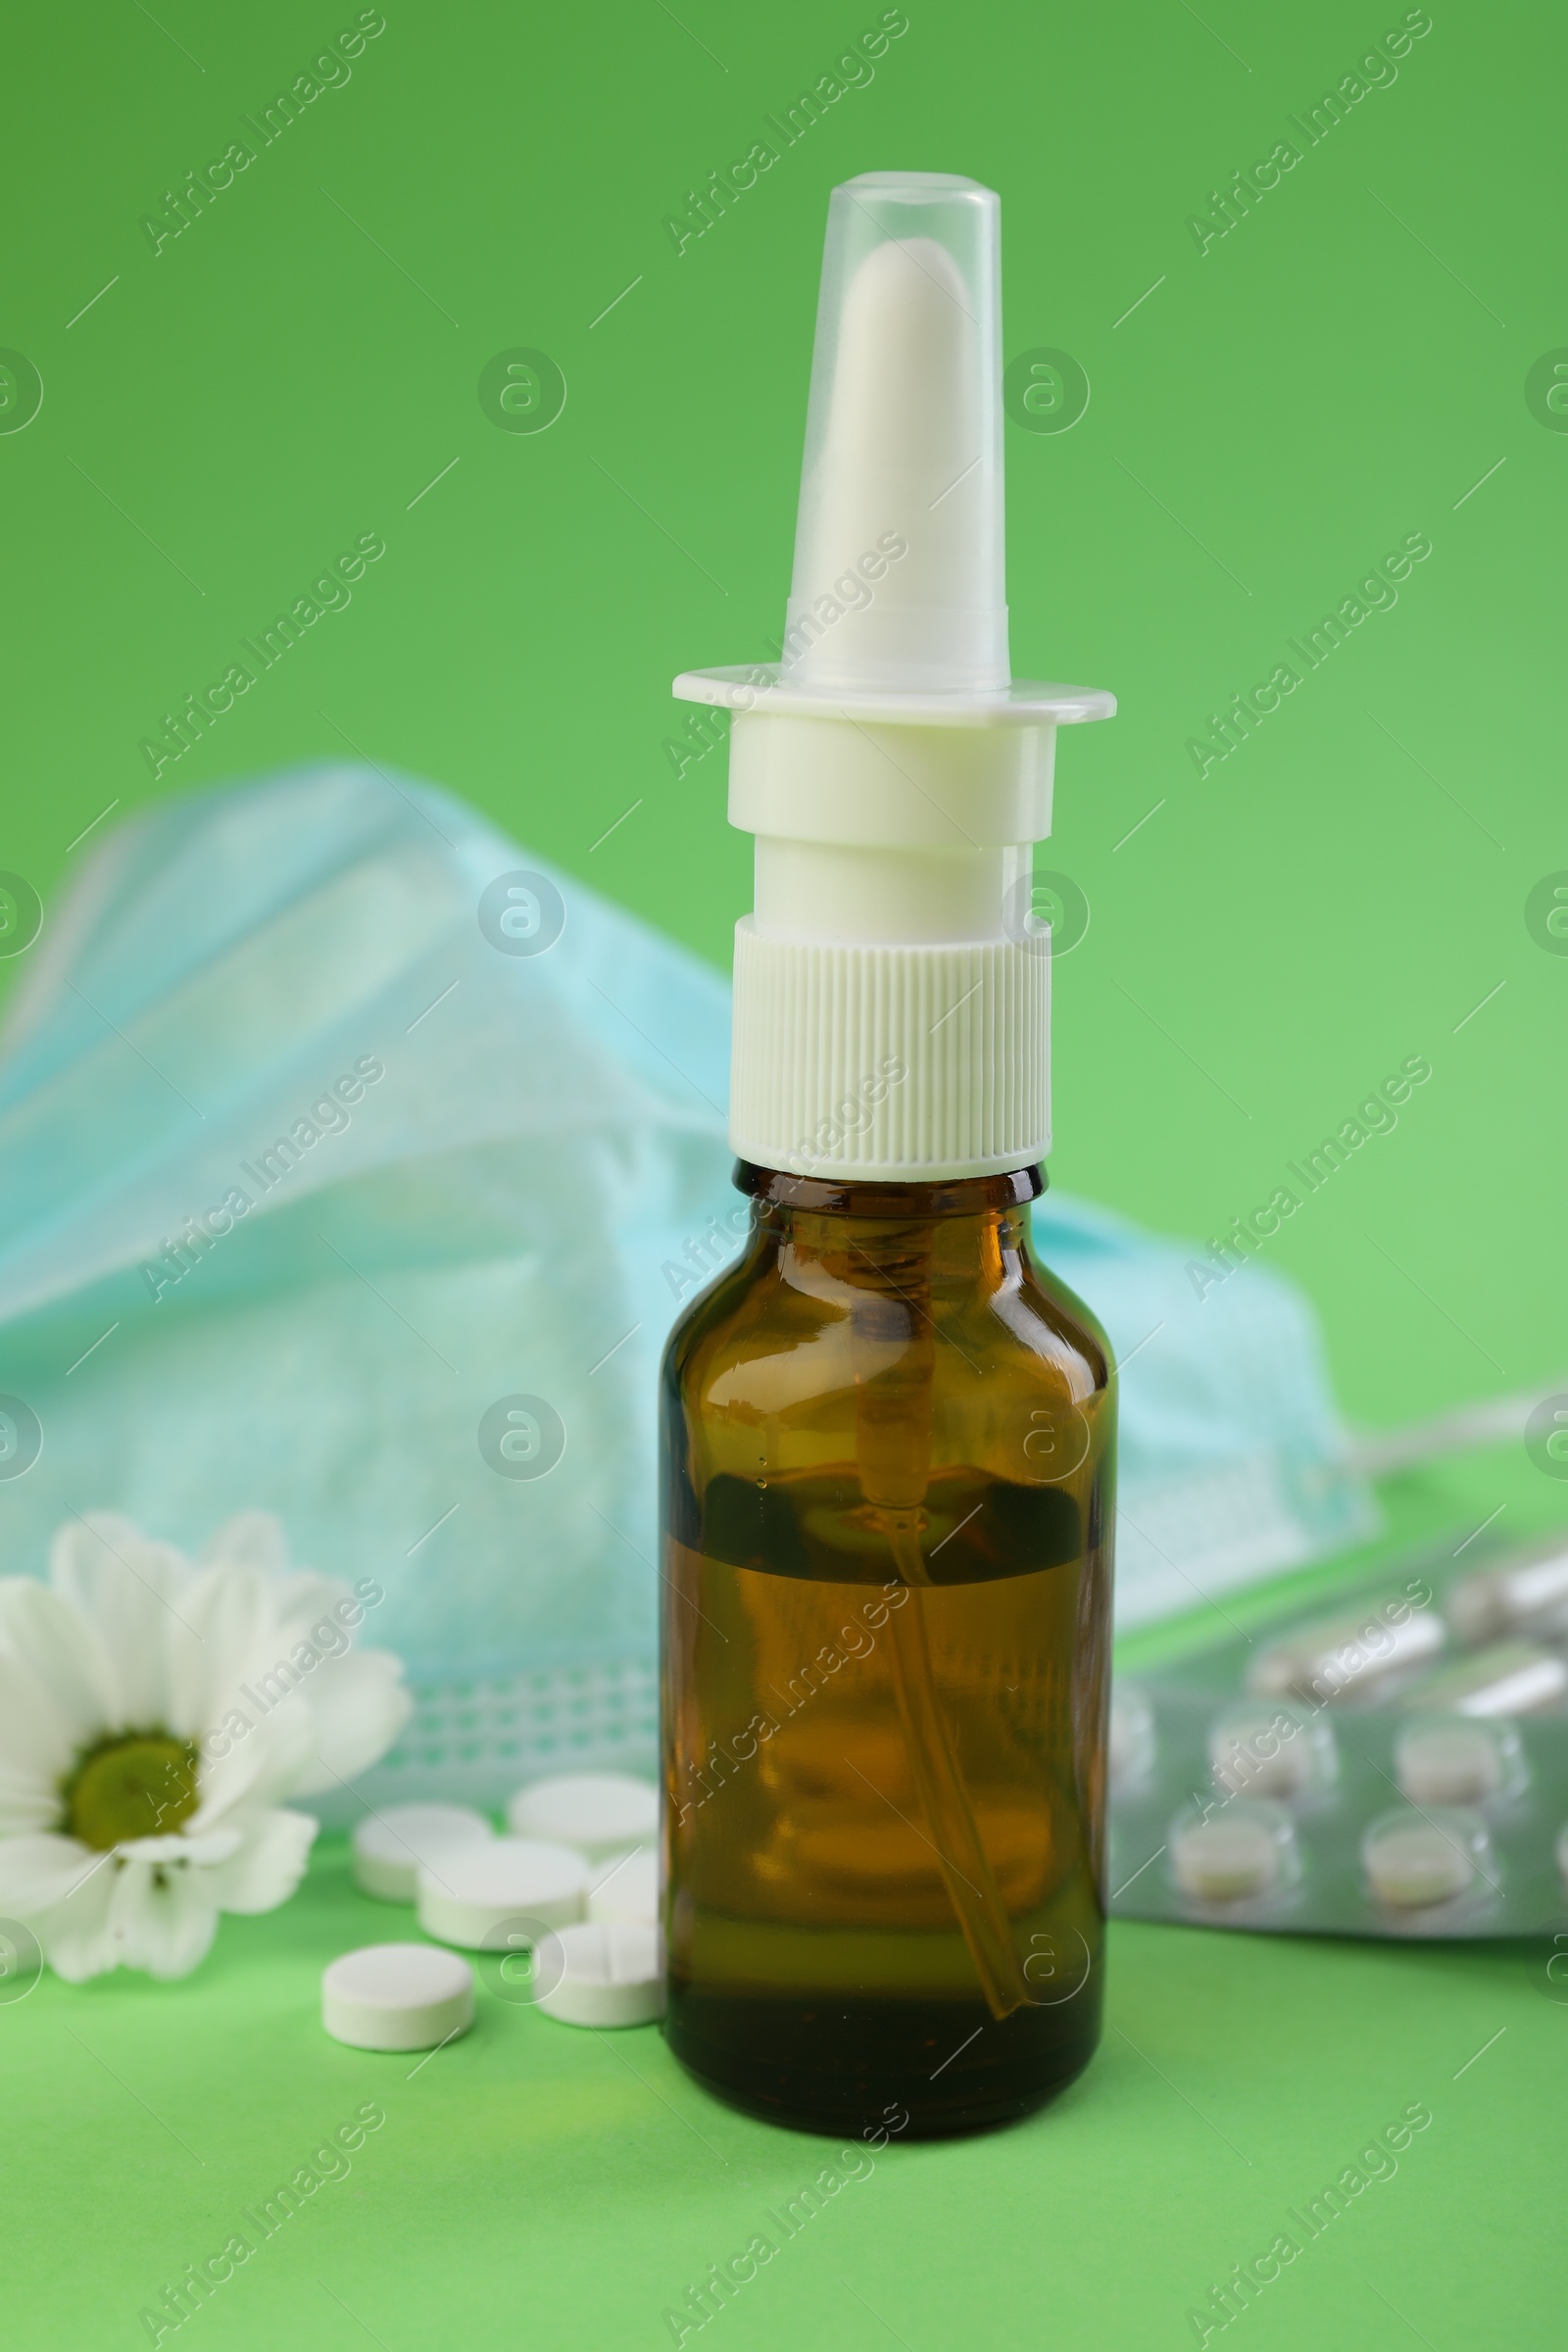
(660, 1159), (1114, 2136)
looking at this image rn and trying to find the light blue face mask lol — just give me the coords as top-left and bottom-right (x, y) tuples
(1030, 1196), (1376, 1625)
(0, 764), (1373, 1812)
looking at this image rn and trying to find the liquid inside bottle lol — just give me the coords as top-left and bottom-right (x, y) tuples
(661, 1162), (1114, 2135)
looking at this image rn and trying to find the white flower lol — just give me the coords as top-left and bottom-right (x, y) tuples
(0, 1510), (412, 1982)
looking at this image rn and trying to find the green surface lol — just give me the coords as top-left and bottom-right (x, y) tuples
(7, 1780), (1566, 2352)
(6, 1450), (1566, 2352)
(4, 0), (1564, 1429)
(3, 0), (1566, 2342)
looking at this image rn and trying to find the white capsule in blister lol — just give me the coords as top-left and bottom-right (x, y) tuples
(1170, 1800), (1298, 1904)
(1394, 1718), (1515, 1808)
(1207, 1704), (1336, 1800)
(1108, 1683), (1155, 1789)
(1361, 1806), (1491, 1910)
(1396, 1640), (1568, 1719)
(1447, 1536), (1568, 1645)
(1247, 1595), (1443, 1705)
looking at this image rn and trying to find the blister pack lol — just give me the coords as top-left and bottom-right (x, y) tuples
(1108, 1529), (1568, 1936)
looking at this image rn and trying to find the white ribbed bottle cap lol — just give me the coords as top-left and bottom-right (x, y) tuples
(673, 172), (1114, 1181)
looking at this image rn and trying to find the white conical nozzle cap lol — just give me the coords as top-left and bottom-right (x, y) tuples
(782, 172), (1008, 696)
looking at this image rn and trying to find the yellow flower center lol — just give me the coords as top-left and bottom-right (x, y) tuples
(64, 1731), (200, 1851)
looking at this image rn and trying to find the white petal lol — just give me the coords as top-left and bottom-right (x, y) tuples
(272, 1571), (353, 1633)
(200, 1807), (317, 1915)
(174, 1567), (353, 1750)
(0, 1647), (76, 1834)
(26, 1851), (120, 1981)
(201, 1511), (288, 1575)
(119, 1827), (243, 1867)
(110, 1856), (220, 1980)
(163, 1563), (277, 1742)
(290, 1650), (412, 1795)
(0, 1832), (103, 1914)
(188, 1695), (316, 1828)
(49, 1514), (193, 1728)
(0, 1774), (62, 1839)
(48, 1509), (145, 1583)
(0, 1579), (113, 1749)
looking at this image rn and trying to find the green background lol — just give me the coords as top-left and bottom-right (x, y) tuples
(3, 0), (1565, 2344)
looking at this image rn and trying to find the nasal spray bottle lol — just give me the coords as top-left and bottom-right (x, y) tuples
(661, 173), (1117, 2135)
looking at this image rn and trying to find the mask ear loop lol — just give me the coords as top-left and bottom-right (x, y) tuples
(1346, 1379), (1568, 1478)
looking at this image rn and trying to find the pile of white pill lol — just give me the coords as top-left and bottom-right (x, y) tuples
(322, 1772), (662, 2049)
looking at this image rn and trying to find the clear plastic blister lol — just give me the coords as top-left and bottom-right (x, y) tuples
(1109, 1529), (1568, 1937)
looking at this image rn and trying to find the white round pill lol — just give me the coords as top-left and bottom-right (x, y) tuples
(1207, 1706), (1332, 1801)
(416, 1838), (588, 1948)
(535, 1921), (664, 2029)
(1170, 1802), (1295, 1902)
(1361, 1809), (1482, 1908)
(588, 1844), (659, 1926)
(1395, 1721), (1507, 1808)
(506, 1773), (660, 1862)
(321, 1942), (474, 2052)
(352, 1804), (494, 1902)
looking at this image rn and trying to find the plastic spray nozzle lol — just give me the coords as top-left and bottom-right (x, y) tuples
(672, 171), (1114, 1183)
(783, 172), (1007, 696)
